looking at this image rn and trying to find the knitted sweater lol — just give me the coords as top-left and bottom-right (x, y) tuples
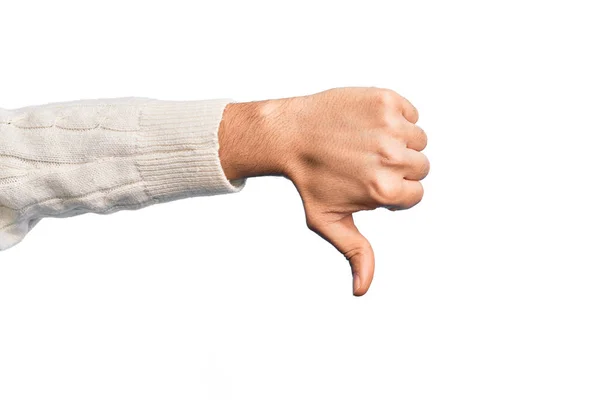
(0, 97), (247, 251)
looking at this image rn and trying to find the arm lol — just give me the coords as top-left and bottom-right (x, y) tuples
(1, 87), (429, 297)
(0, 97), (246, 251)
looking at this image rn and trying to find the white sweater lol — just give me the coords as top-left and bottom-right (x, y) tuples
(0, 97), (247, 251)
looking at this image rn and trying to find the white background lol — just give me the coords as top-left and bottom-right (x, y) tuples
(1, 1), (599, 399)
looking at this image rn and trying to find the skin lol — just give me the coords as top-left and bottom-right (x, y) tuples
(218, 87), (429, 296)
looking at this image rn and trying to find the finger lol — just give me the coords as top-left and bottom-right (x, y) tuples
(396, 95), (419, 124)
(404, 124), (428, 152)
(399, 149), (430, 181)
(385, 179), (424, 210)
(311, 214), (375, 297)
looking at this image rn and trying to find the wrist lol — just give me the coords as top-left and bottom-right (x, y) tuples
(218, 99), (295, 180)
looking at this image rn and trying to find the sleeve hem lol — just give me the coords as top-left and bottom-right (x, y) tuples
(135, 98), (247, 202)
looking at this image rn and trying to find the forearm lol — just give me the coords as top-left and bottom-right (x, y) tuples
(0, 97), (246, 251)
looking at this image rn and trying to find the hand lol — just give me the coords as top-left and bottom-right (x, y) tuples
(218, 87), (429, 296)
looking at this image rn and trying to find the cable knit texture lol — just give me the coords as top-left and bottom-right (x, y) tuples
(0, 97), (247, 251)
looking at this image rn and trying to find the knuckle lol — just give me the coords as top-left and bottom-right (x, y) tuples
(413, 125), (424, 138)
(381, 110), (404, 130)
(419, 128), (428, 149)
(403, 183), (424, 209)
(415, 184), (425, 202)
(419, 156), (431, 178)
(373, 88), (398, 106)
(376, 137), (406, 166)
(402, 125), (421, 145)
(371, 90), (402, 127)
(409, 105), (420, 124)
(403, 198), (422, 210)
(368, 176), (401, 205)
(413, 126), (428, 150)
(343, 246), (364, 261)
(378, 145), (405, 167)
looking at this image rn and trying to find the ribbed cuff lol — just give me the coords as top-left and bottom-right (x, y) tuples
(135, 98), (247, 202)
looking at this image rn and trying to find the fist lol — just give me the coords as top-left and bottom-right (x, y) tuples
(218, 87), (429, 297)
(280, 88), (430, 296)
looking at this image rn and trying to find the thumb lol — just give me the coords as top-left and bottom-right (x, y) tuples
(311, 214), (375, 296)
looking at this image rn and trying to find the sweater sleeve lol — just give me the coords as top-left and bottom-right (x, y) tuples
(0, 97), (247, 251)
